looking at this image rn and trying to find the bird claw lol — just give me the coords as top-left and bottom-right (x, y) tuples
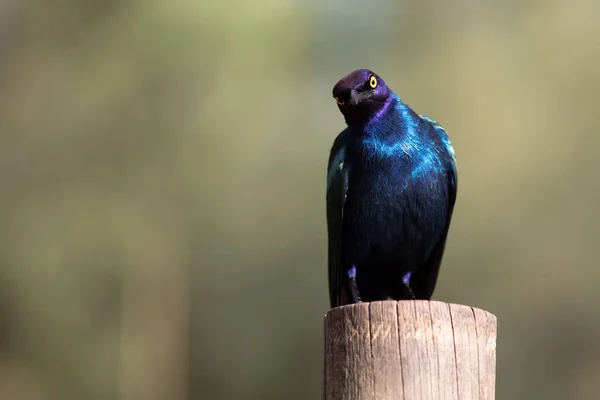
(348, 266), (362, 303)
(402, 272), (416, 299)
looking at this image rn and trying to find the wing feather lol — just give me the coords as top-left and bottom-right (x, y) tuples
(326, 133), (348, 308)
(410, 118), (458, 298)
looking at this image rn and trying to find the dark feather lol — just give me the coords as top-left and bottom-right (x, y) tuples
(326, 133), (349, 307)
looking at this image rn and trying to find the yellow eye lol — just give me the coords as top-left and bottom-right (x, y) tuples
(369, 75), (377, 88)
(335, 96), (345, 105)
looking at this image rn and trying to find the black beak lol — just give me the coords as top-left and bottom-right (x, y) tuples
(350, 89), (361, 105)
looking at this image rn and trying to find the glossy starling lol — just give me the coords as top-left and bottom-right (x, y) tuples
(327, 69), (457, 308)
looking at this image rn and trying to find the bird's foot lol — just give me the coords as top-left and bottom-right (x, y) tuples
(402, 272), (416, 299)
(348, 265), (362, 303)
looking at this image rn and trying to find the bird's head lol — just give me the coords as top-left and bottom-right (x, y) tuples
(332, 69), (393, 126)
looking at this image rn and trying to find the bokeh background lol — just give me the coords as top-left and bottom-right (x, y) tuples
(1, 0), (600, 399)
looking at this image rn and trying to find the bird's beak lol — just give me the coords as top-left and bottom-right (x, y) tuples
(350, 89), (361, 105)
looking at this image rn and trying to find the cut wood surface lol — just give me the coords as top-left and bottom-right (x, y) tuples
(323, 300), (497, 400)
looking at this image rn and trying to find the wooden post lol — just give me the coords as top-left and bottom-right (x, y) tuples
(323, 300), (497, 400)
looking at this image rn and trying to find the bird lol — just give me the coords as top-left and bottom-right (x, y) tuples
(326, 69), (457, 308)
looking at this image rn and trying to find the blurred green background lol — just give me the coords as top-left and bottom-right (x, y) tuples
(1, 0), (600, 399)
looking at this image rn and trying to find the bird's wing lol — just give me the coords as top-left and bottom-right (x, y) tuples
(429, 118), (457, 210)
(326, 132), (349, 308)
(418, 115), (457, 205)
(410, 117), (458, 299)
(420, 116), (457, 185)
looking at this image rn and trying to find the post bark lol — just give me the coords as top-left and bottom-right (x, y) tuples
(323, 300), (497, 400)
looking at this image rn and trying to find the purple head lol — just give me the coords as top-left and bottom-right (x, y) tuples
(332, 69), (393, 126)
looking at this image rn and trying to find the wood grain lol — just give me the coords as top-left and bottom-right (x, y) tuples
(323, 301), (497, 400)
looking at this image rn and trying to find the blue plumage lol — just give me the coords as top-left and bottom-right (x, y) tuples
(327, 69), (457, 308)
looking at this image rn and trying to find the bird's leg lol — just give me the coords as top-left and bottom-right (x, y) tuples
(402, 272), (416, 299)
(348, 265), (362, 303)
